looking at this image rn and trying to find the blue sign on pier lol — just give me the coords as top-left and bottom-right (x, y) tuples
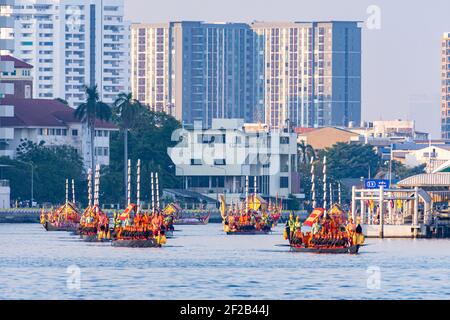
(364, 179), (390, 189)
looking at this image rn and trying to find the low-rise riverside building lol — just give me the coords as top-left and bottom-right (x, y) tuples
(0, 97), (116, 168)
(168, 119), (300, 203)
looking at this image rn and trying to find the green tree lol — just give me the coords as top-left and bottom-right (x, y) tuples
(378, 160), (426, 181)
(321, 143), (381, 180)
(101, 109), (181, 206)
(0, 140), (84, 205)
(74, 85), (112, 173)
(297, 140), (316, 165)
(113, 92), (143, 203)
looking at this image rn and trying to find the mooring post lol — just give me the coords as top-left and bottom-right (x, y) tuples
(351, 186), (356, 222)
(379, 186), (384, 239)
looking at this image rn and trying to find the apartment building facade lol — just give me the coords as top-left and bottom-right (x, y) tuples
(252, 21), (361, 129)
(12, 0), (130, 106)
(131, 21), (361, 129)
(131, 22), (255, 127)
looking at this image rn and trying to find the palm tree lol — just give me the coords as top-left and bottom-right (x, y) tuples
(113, 92), (142, 204)
(74, 85), (112, 174)
(297, 141), (316, 165)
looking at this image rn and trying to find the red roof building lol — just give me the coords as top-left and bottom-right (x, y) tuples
(0, 97), (116, 168)
(0, 55), (33, 99)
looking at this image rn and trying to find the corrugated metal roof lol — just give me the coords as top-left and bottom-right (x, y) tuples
(397, 173), (450, 187)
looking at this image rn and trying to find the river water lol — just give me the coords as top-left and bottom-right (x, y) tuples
(0, 223), (449, 300)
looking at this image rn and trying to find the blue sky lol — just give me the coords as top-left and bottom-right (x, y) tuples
(125, 0), (450, 137)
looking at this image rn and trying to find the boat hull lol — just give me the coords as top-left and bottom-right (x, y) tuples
(226, 230), (271, 235)
(173, 214), (210, 226)
(80, 234), (110, 242)
(290, 245), (360, 254)
(44, 221), (78, 232)
(111, 239), (160, 248)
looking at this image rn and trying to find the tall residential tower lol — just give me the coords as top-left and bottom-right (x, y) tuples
(252, 21), (361, 129)
(131, 20), (361, 129)
(12, 0), (130, 106)
(131, 22), (255, 127)
(0, 0), (15, 158)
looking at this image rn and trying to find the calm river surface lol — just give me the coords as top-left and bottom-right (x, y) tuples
(0, 223), (449, 300)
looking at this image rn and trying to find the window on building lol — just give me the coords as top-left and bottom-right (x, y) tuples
(72, 129), (78, 136)
(280, 137), (290, 144)
(190, 159), (202, 166)
(280, 177), (289, 189)
(214, 159), (226, 166)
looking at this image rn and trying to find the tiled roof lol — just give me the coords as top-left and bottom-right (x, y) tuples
(0, 55), (33, 69)
(0, 98), (116, 129)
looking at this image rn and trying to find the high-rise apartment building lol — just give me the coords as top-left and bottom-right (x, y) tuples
(131, 20), (361, 129)
(0, 0), (15, 157)
(441, 32), (450, 140)
(131, 22), (255, 127)
(12, 0), (130, 107)
(252, 21), (361, 129)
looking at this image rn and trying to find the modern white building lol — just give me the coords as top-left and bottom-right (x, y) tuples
(393, 144), (450, 173)
(0, 97), (116, 168)
(0, 0), (15, 159)
(350, 120), (429, 142)
(168, 119), (300, 203)
(442, 32), (450, 139)
(12, 0), (130, 106)
(0, 0), (14, 55)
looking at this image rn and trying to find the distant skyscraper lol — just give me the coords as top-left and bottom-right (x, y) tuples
(12, 0), (130, 106)
(131, 21), (361, 129)
(131, 22), (255, 127)
(252, 21), (361, 129)
(441, 32), (450, 140)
